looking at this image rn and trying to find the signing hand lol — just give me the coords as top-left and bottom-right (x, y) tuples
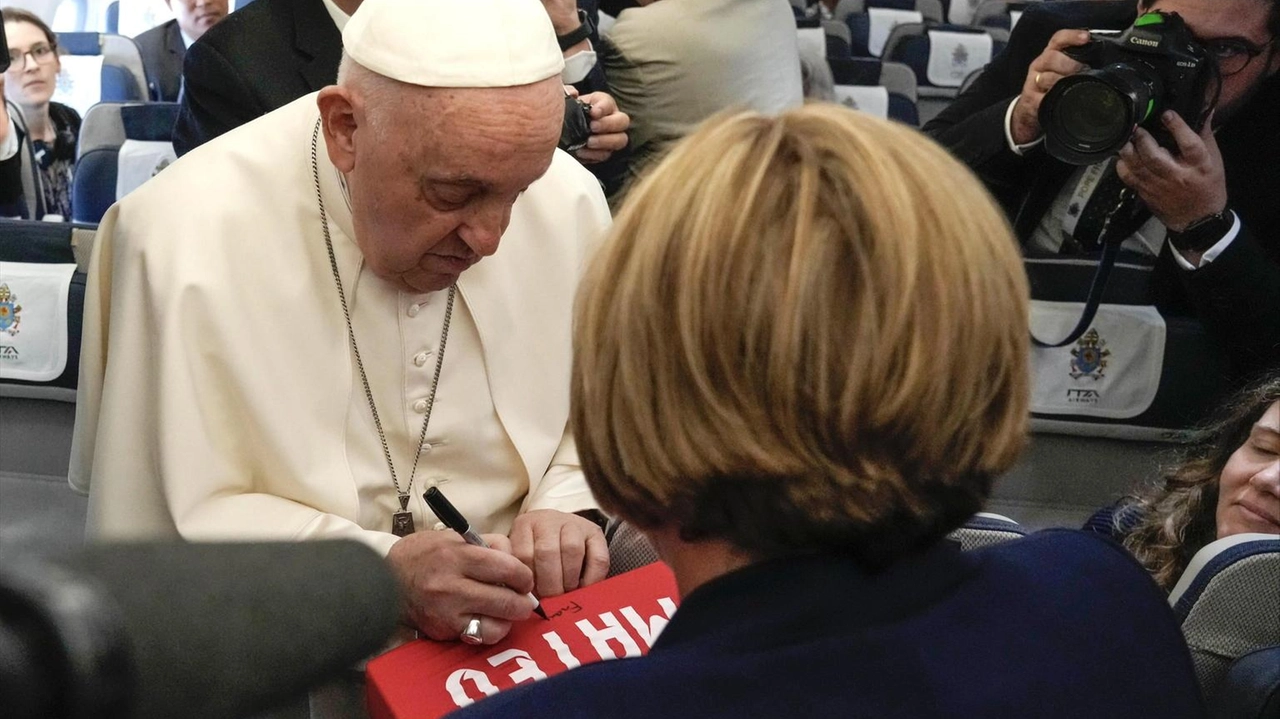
(573, 91), (630, 164)
(386, 530), (536, 644)
(1010, 29), (1090, 146)
(509, 509), (610, 597)
(1116, 110), (1227, 232)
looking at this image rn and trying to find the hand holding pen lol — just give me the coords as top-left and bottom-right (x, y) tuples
(424, 486), (548, 644)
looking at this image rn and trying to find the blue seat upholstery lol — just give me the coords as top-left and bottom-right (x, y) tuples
(55, 32), (148, 104)
(72, 103), (180, 224)
(1209, 647), (1280, 719)
(104, 1), (119, 35)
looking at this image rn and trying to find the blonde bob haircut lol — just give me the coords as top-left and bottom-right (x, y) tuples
(572, 105), (1030, 566)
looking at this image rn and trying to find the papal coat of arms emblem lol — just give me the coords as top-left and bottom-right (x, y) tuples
(0, 284), (22, 337)
(1070, 328), (1110, 380)
(952, 44), (970, 68)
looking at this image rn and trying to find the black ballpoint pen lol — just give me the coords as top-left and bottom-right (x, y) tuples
(424, 485), (548, 620)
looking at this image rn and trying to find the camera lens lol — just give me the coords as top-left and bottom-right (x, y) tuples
(1057, 82), (1130, 147)
(1040, 65), (1158, 165)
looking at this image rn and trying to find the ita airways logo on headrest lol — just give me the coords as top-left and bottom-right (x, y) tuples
(952, 44), (970, 69)
(0, 283), (22, 337)
(1070, 328), (1110, 381)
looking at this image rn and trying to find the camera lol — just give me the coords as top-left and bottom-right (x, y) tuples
(1039, 11), (1213, 166)
(560, 95), (593, 153)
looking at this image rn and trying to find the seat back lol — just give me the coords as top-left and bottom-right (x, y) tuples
(104, 1), (120, 34)
(823, 19), (853, 58)
(947, 512), (1028, 551)
(605, 518), (661, 578)
(0, 219), (93, 481)
(73, 102), (180, 224)
(884, 22), (1006, 123)
(971, 0), (1037, 30)
(1169, 534), (1280, 705)
(828, 57), (921, 125)
(53, 33), (148, 114)
(1209, 646), (1280, 719)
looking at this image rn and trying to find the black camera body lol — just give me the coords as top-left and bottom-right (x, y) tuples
(1040, 11), (1213, 166)
(560, 95), (593, 153)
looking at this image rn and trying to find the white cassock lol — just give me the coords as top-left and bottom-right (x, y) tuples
(69, 94), (612, 554)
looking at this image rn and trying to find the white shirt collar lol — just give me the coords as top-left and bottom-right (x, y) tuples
(321, 0), (351, 32)
(180, 29), (198, 48)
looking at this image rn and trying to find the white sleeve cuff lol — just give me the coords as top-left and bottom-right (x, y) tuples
(1004, 97), (1043, 156)
(1170, 212), (1242, 270)
(0, 118), (19, 162)
(561, 44), (598, 85)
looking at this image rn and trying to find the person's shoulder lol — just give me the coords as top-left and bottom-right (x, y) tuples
(971, 528), (1167, 605)
(1019, 0), (1135, 32)
(445, 656), (655, 719)
(48, 102), (81, 129)
(133, 19), (174, 49)
(526, 150), (610, 210)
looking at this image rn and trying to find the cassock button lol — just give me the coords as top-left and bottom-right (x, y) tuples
(433, 522), (447, 531)
(412, 399), (428, 413)
(420, 443), (433, 454)
(407, 303), (422, 318)
(413, 351), (429, 367)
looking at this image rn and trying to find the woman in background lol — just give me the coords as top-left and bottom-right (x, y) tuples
(1114, 374), (1280, 590)
(2, 7), (80, 220)
(448, 105), (1204, 718)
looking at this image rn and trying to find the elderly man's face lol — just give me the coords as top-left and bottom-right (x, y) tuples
(344, 79), (563, 294)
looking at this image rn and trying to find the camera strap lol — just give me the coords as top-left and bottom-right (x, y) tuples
(1029, 178), (1139, 349)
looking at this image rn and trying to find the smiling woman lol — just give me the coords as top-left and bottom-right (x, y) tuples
(1117, 372), (1280, 590)
(1, 6), (81, 220)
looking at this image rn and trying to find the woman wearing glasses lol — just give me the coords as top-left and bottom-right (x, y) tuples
(2, 7), (81, 220)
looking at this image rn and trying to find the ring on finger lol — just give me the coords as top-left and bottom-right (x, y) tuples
(460, 615), (484, 645)
(1035, 72), (1044, 89)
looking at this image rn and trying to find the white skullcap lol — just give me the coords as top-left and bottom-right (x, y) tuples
(343, 0), (565, 88)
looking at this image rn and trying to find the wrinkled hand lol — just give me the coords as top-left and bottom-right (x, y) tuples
(570, 90), (630, 164)
(540, 0), (582, 34)
(509, 509), (610, 597)
(1116, 110), (1227, 232)
(386, 530), (537, 644)
(1010, 29), (1090, 146)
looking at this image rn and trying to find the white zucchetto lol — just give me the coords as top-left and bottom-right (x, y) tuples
(342, 0), (566, 88)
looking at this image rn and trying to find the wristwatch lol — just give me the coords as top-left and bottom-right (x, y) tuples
(1167, 208), (1235, 254)
(556, 9), (594, 51)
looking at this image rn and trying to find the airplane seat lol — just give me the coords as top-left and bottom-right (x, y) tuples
(1169, 534), (1280, 706)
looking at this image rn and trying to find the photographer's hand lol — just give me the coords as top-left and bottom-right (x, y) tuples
(1010, 29), (1089, 146)
(1116, 110), (1227, 232)
(574, 91), (630, 164)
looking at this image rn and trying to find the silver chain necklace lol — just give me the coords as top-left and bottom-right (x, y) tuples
(310, 118), (454, 537)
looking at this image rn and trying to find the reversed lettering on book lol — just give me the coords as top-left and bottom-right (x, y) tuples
(445, 598), (678, 708)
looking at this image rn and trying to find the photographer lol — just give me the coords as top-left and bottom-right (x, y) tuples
(925, 0), (1280, 382)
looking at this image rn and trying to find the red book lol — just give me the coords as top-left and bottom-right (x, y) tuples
(366, 562), (680, 719)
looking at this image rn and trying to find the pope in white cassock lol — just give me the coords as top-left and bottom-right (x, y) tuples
(69, 0), (614, 645)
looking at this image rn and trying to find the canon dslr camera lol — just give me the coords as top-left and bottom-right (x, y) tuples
(1039, 11), (1213, 166)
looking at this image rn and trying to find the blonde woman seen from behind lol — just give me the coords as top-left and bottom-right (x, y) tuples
(448, 105), (1205, 719)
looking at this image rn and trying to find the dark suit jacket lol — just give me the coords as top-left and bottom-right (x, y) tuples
(449, 531), (1205, 719)
(172, 0), (341, 156)
(925, 1), (1280, 381)
(134, 19), (185, 102)
(173, 0), (613, 162)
